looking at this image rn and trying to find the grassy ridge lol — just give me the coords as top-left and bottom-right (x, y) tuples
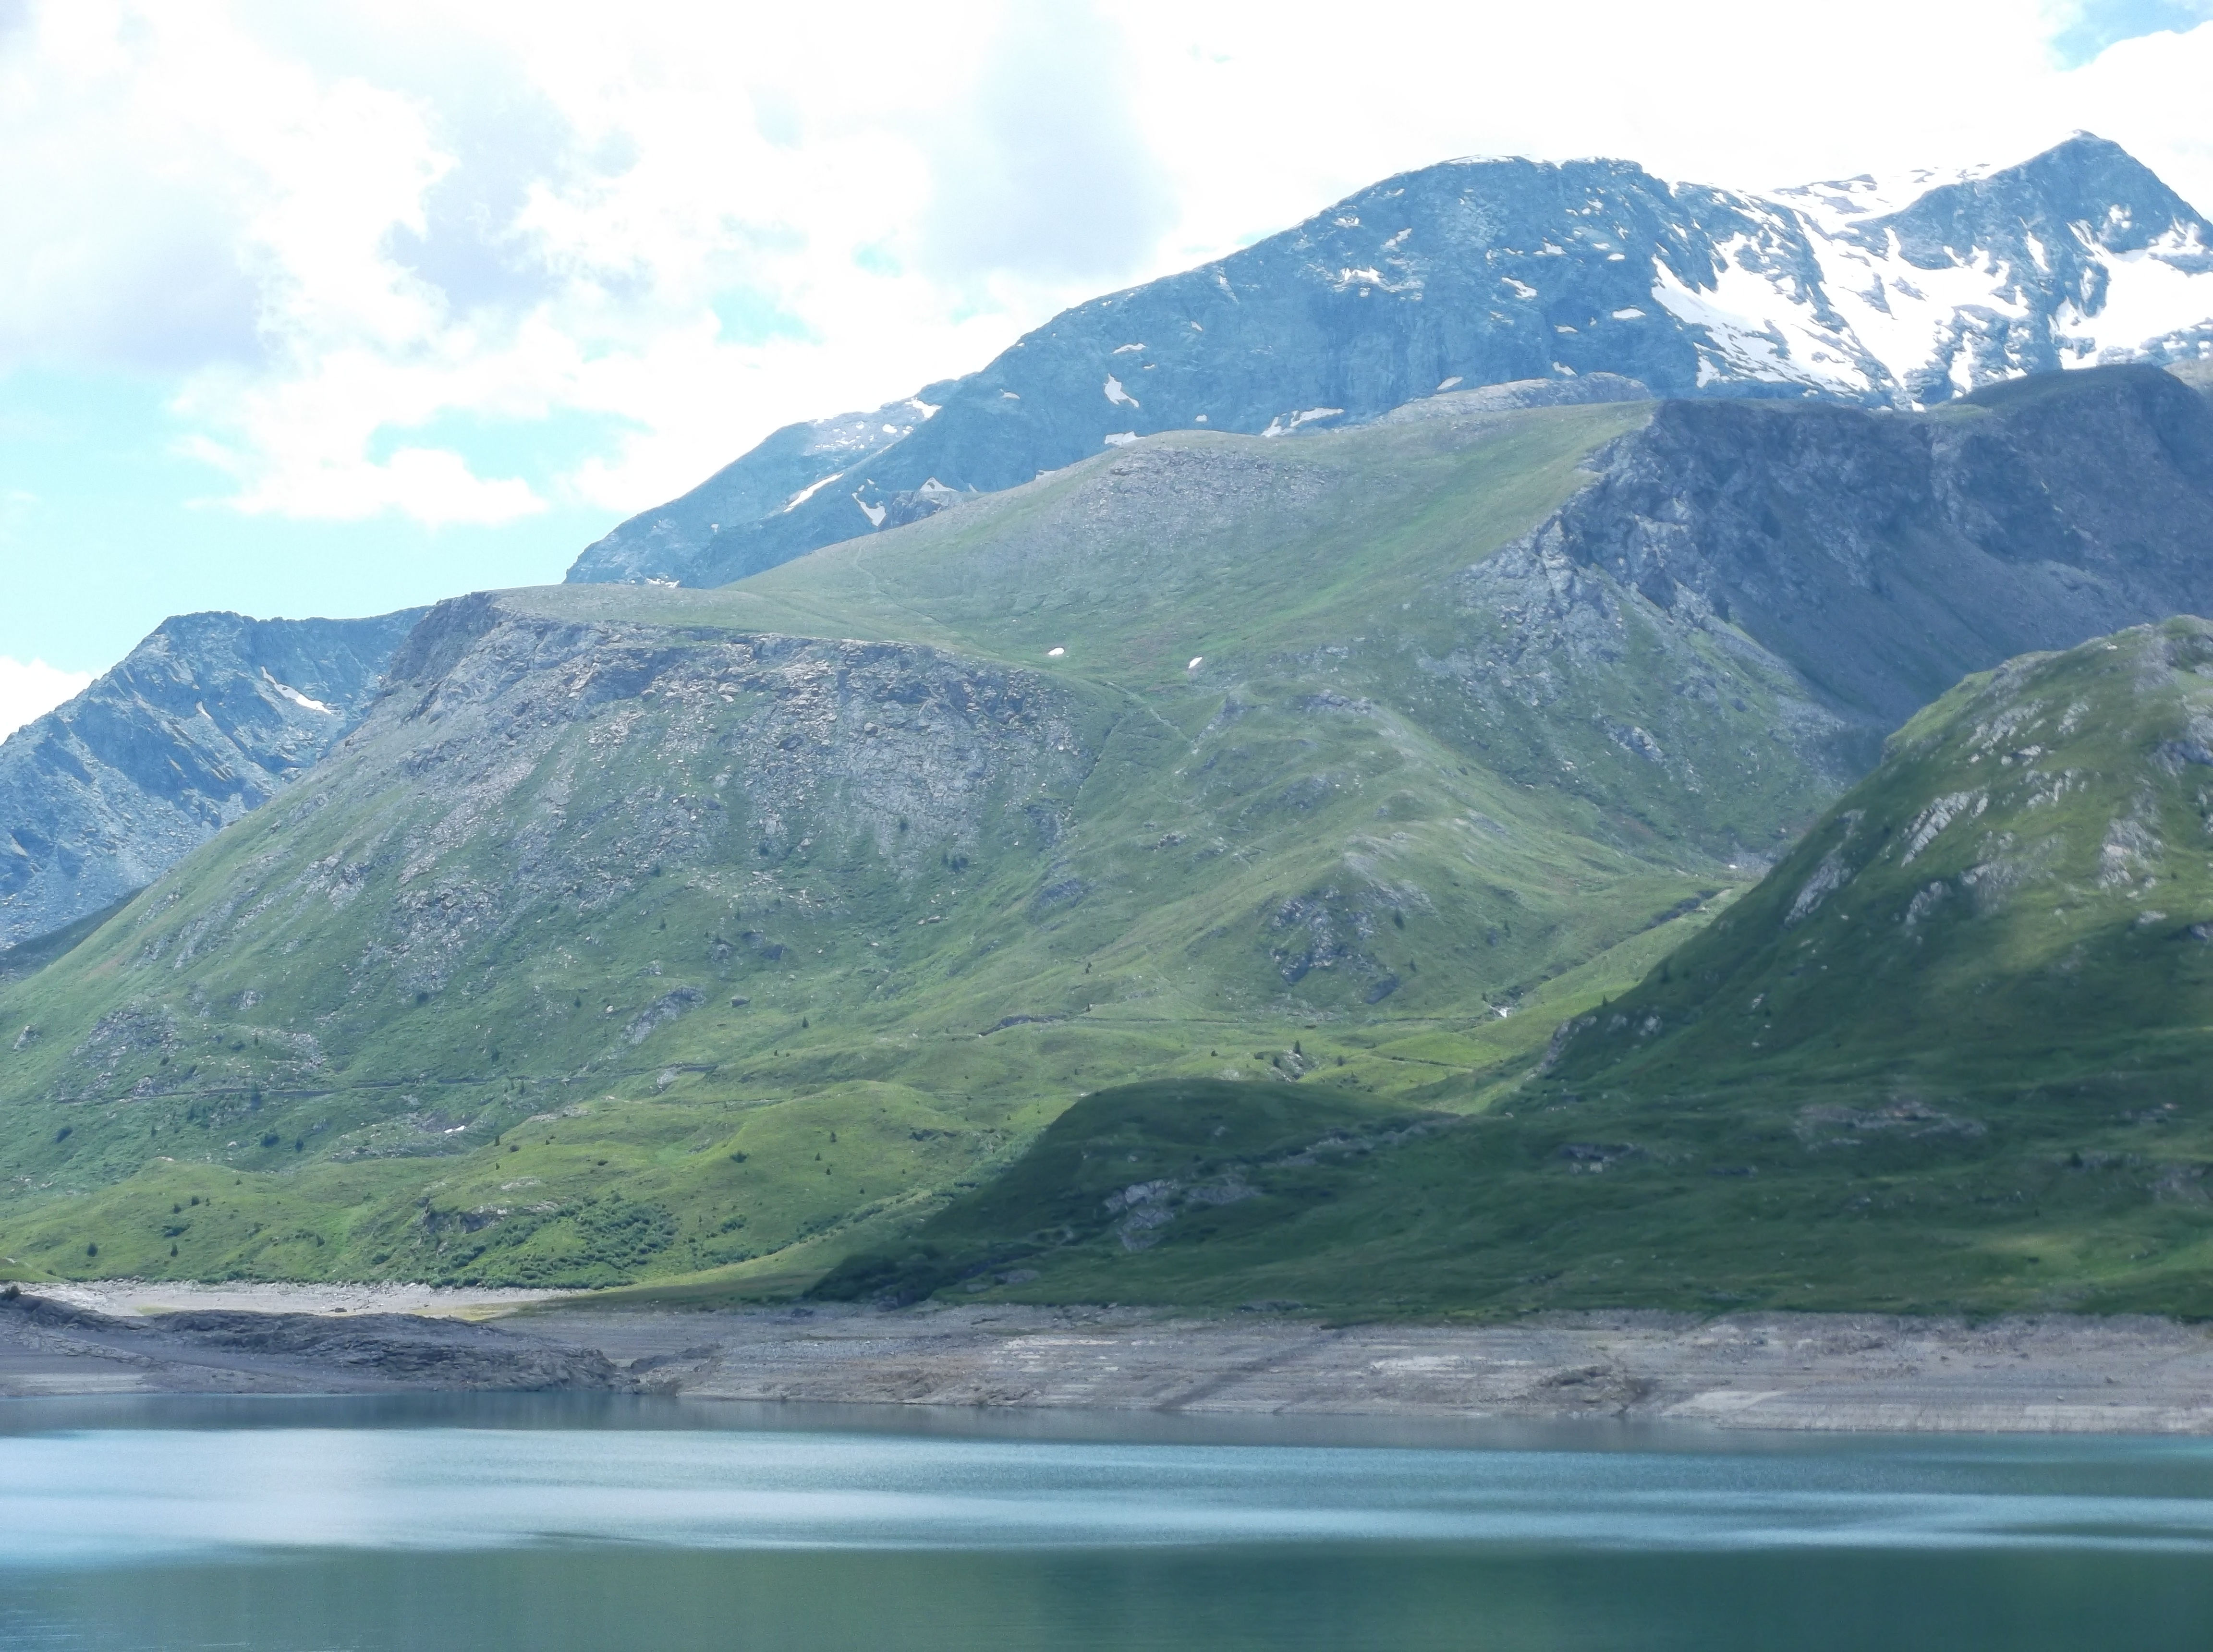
(808, 623), (2213, 1321)
(1, 402), (1803, 1288)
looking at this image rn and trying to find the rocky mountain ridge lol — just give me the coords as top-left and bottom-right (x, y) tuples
(569, 134), (2213, 590)
(0, 609), (422, 948)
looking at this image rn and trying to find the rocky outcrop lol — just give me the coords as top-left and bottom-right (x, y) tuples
(0, 1289), (624, 1391)
(0, 609), (423, 947)
(144, 1307), (626, 1389)
(569, 135), (2213, 590)
(1506, 364), (2213, 733)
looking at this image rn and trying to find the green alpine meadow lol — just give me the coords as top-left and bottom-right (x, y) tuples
(0, 399), (1766, 1288)
(821, 620), (2213, 1318)
(3, 368), (2212, 1316)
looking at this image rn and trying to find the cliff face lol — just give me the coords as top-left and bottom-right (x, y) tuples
(1516, 364), (2213, 734)
(0, 609), (423, 947)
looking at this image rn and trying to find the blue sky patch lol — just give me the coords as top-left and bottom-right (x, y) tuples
(2050, 0), (2213, 66)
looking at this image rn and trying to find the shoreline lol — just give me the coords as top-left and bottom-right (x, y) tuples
(31, 1279), (563, 1320)
(539, 1302), (2213, 1436)
(5, 1286), (2212, 1433)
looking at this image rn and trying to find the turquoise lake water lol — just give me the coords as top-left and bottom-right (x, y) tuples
(1, 1396), (2209, 1649)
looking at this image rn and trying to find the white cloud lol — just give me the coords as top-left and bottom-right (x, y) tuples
(1, 0), (2209, 540)
(0, 656), (93, 739)
(916, 1), (1175, 284)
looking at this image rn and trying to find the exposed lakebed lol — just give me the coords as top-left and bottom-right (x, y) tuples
(2, 1396), (2211, 1650)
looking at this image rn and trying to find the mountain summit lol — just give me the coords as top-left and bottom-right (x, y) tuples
(569, 135), (2213, 591)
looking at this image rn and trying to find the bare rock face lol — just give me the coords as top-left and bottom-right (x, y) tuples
(342, 592), (1096, 930)
(1488, 364), (2213, 737)
(0, 610), (423, 947)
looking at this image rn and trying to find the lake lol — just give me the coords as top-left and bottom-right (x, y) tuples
(1, 1396), (2209, 1650)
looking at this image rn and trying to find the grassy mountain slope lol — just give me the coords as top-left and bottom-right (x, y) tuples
(854, 622), (2213, 1319)
(808, 1078), (1448, 1308)
(3, 401), (1824, 1288)
(1547, 615), (2213, 1101)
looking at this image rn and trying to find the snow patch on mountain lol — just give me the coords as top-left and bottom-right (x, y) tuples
(1650, 242), (1876, 396)
(2059, 229), (2213, 357)
(1760, 139), (2213, 403)
(261, 670), (334, 714)
(783, 473), (840, 513)
(1261, 408), (1346, 437)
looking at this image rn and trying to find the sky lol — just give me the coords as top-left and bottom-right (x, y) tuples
(3, 0), (2213, 735)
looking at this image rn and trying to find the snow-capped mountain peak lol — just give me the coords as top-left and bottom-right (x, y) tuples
(568, 134), (2213, 590)
(1775, 134), (2213, 404)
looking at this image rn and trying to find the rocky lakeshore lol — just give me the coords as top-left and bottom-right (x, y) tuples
(0, 1286), (620, 1395)
(6, 1285), (2212, 1433)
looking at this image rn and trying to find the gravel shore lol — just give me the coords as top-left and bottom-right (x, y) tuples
(36, 1279), (562, 1320)
(522, 1302), (2213, 1434)
(6, 1285), (2211, 1433)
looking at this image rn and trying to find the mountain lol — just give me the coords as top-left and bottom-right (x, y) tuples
(568, 135), (2213, 590)
(0, 610), (424, 949)
(817, 621), (2213, 1319)
(2, 367), (2209, 1291)
(0, 398), (1767, 1286)
(1543, 614), (2213, 1112)
(561, 391), (958, 587)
